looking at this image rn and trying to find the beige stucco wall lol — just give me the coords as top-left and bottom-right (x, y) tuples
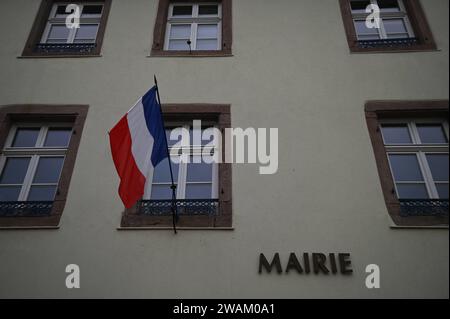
(0, 0), (448, 298)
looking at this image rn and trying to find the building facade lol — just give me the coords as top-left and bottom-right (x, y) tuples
(0, 0), (448, 298)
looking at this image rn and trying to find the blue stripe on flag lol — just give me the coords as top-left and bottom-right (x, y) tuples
(142, 86), (168, 167)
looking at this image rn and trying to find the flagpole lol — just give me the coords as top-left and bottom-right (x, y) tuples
(154, 75), (178, 234)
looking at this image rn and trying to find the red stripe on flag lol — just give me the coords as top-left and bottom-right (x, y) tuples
(109, 115), (146, 208)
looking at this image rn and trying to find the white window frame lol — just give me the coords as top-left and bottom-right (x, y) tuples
(164, 2), (222, 51)
(351, 0), (415, 40)
(144, 124), (219, 200)
(40, 2), (103, 44)
(380, 118), (449, 200)
(0, 124), (72, 202)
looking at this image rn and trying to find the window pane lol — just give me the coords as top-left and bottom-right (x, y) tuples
(33, 157), (64, 184)
(351, 0), (371, 13)
(44, 128), (72, 147)
(396, 184), (428, 199)
(378, 0), (400, 12)
(383, 19), (407, 35)
(74, 24), (98, 40)
(436, 184), (449, 199)
(12, 128), (40, 147)
(27, 186), (57, 201)
(82, 5), (103, 16)
(0, 186), (21, 201)
(354, 21), (379, 39)
(187, 162), (213, 182)
(0, 157), (31, 184)
(197, 24), (218, 39)
(381, 125), (412, 144)
(196, 39), (218, 50)
(56, 5), (68, 15)
(168, 39), (190, 50)
(190, 128), (215, 146)
(152, 158), (179, 183)
(199, 5), (219, 15)
(172, 5), (193, 16)
(417, 124), (448, 144)
(389, 154), (424, 181)
(170, 24), (191, 39)
(150, 184), (173, 200)
(185, 184), (212, 199)
(47, 25), (70, 40)
(386, 33), (410, 39)
(426, 154), (449, 182)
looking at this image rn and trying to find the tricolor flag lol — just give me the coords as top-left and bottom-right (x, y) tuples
(109, 86), (168, 208)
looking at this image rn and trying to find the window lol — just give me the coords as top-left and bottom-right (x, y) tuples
(151, 0), (232, 57)
(365, 100), (449, 227)
(0, 105), (88, 228)
(120, 104), (232, 229)
(22, 0), (111, 57)
(165, 3), (222, 51)
(339, 0), (437, 52)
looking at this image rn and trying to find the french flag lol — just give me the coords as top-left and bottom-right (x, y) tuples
(109, 86), (167, 208)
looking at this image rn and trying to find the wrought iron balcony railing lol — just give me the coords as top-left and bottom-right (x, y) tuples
(34, 43), (97, 54)
(0, 201), (53, 217)
(357, 37), (418, 49)
(399, 199), (449, 217)
(138, 199), (219, 216)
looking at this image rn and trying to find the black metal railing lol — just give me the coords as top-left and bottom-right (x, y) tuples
(0, 201), (53, 217)
(138, 199), (219, 216)
(34, 43), (96, 54)
(399, 199), (449, 217)
(357, 37), (418, 49)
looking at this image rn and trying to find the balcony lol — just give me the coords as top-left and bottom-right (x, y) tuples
(357, 37), (418, 49)
(399, 199), (449, 217)
(137, 199), (219, 216)
(0, 201), (53, 217)
(34, 43), (97, 54)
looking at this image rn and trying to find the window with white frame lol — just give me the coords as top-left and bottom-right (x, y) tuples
(380, 119), (449, 200)
(350, 0), (415, 40)
(0, 125), (72, 202)
(144, 125), (219, 200)
(164, 2), (222, 51)
(41, 2), (104, 44)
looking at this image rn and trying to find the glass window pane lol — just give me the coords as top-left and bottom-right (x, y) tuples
(172, 5), (193, 16)
(417, 124), (448, 144)
(168, 39), (190, 50)
(56, 5), (68, 15)
(190, 128), (215, 146)
(27, 186), (57, 201)
(378, 0), (400, 12)
(0, 186), (21, 201)
(152, 158), (179, 183)
(47, 24), (70, 40)
(381, 125), (412, 144)
(33, 157), (64, 184)
(383, 19), (407, 34)
(436, 184), (449, 199)
(389, 154), (424, 181)
(354, 20), (379, 35)
(199, 5), (218, 15)
(185, 184), (212, 199)
(196, 39), (218, 50)
(351, 0), (371, 13)
(197, 24), (218, 39)
(75, 24), (98, 40)
(12, 128), (40, 147)
(396, 184), (428, 199)
(82, 5), (103, 16)
(357, 34), (381, 40)
(150, 184), (174, 200)
(426, 154), (449, 182)
(386, 33), (410, 39)
(187, 161), (213, 182)
(44, 128), (72, 147)
(0, 157), (31, 184)
(170, 24), (191, 39)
